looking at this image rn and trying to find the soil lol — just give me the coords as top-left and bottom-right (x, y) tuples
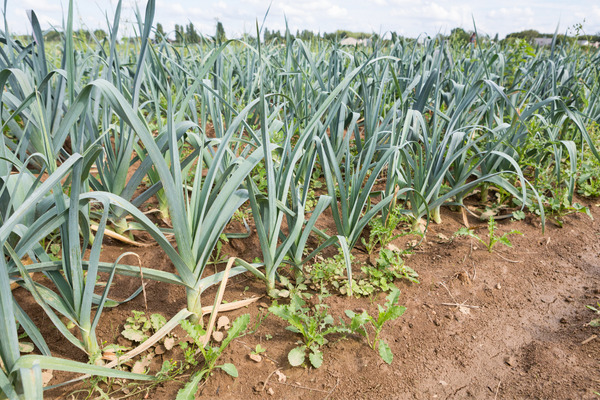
(15, 196), (600, 400)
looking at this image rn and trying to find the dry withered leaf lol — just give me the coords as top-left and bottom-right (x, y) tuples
(458, 306), (471, 315)
(212, 331), (224, 342)
(217, 316), (230, 331)
(18, 342), (34, 353)
(102, 351), (117, 361)
(275, 370), (286, 383)
(131, 355), (152, 375)
(386, 244), (401, 252)
(42, 370), (53, 386)
(164, 337), (175, 350)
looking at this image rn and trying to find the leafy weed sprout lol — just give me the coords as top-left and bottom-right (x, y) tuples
(454, 217), (522, 253)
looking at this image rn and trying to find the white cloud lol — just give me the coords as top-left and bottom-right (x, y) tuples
(2, 0), (599, 39)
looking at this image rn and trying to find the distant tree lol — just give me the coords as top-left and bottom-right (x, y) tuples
(216, 21), (226, 43)
(155, 22), (165, 41)
(93, 29), (107, 41)
(174, 24), (185, 43)
(44, 30), (61, 42)
(506, 29), (540, 43)
(186, 22), (200, 43)
(298, 29), (315, 41)
(74, 29), (91, 42)
(323, 30), (371, 41)
(449, 27), (470, 44)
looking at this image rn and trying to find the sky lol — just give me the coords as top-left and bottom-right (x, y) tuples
(2, 0), (600, 40)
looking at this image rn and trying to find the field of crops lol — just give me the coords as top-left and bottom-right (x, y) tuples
(2, 0), (600, 399)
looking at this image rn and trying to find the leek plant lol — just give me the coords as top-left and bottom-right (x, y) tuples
(0, 156), (153, 399)
(1, 255), (153, 400)
(316, 130), (406, 249)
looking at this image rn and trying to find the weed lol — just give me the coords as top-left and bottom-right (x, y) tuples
(306, 248), (417, 297)
(176, 314), (249, 399)
(305, 250), (353, 294)
(532, 186), (592, 227)
(586, 303), (600, 327)
(121, 311), (167, 343)
(454, 217), (522, 253)
(361, 205), (410, 254)
(251, 344), (267, 355)
(232, 207), (252, 224)
(208, 234), (229, 267)
(368, 248), (419, 287)
(269, 293), (349, 368)
(344, 287), (406, 364)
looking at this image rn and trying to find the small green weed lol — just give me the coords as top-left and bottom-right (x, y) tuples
(176, 314), (249, 399)
(534, 187), (592, 227)
(269, 293), (349, 369)
(305, 250), (355, 295)
(586, 303), (600, 327)
(306, 248), (417, 297)
(369, 248), (419, 287)
(344, 287), (406, 364)
(362, 206), (410, 254)
(121, 310), (167, 343)
(251, 344), (266, 356)
(454, 217), (522, 253)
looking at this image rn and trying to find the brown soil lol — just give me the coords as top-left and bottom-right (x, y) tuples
(17, 197), (600, 400)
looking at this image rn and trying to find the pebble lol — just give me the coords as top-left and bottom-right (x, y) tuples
(504, 356), (516, 366)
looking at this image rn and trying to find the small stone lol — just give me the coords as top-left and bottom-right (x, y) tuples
(155, 345), (166, 355)
(259, 302), (270, 309)
(433, 319), (441, 326)
(249, 353), (262, 363)
(253, 383), (263, 392)
(458, 272), (472, 285)
(560, 317), (567, 324)
(496, 283), (501, 290)
(504, 356), (516, 366)
(267, 387), (275, 396)
(439, 380), (448, 386)
(540, 295), (555, 304)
